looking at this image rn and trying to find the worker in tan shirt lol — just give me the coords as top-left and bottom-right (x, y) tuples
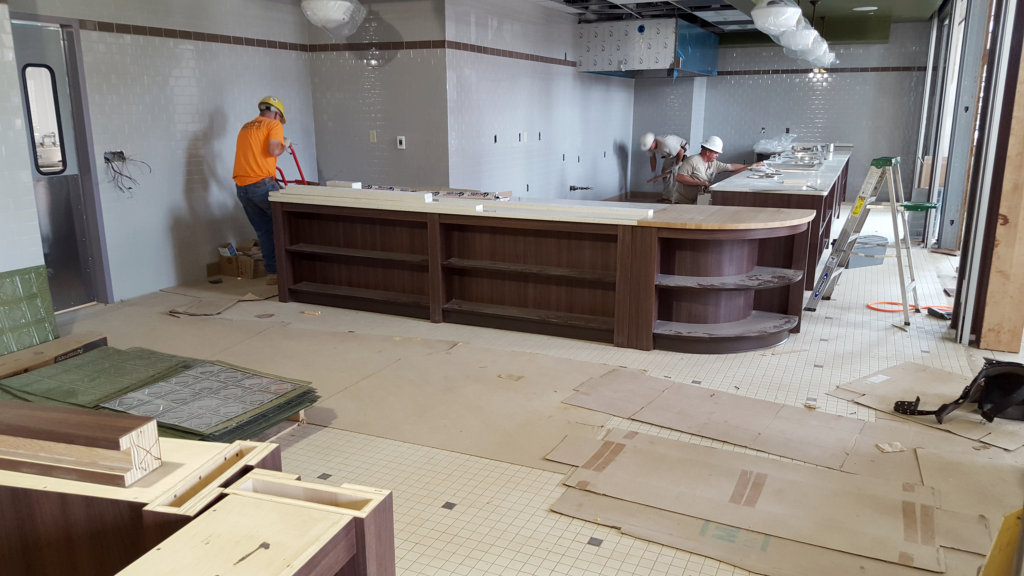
(233, 96), (290, 284)
(672, 136), (763, 204)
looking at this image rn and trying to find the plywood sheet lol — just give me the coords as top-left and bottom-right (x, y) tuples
(830, 362), (1024, 450)
(546, 434), (605, 467)
(552, 488), (986, 576)
(168, 297), (238, 316)
(216, 326), (456, 401)
(309, 343), (611, 473)
(918, 448), (1024, 532)
(563, 368), (674, 418)
(161, 278), (277, 301)
(64, 294), (279, 360)
(564, 429), (946, 572)
(579, 375), (867, 472)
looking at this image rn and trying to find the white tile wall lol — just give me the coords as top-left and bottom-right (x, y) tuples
(81, 30), (316, 300)
(715, 23), (931, 72)
(446, 50), (634, 200)
(8, 0), (313, 44)
(445, 0), (575, 60)
(309, 0), (446, 44)
(0, 4), (45, 273)
(633, 22), (932, 198)
(630, 76), (698, 193)
(309, 49), (450, 188)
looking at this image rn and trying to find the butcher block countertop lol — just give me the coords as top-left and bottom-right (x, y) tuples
(272, 186), (815, 230)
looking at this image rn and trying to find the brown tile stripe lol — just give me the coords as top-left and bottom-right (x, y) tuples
(718, 66), (927, 75)
(75, 18), (575, 67)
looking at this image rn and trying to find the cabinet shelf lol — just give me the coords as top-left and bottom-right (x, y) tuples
(655, 267), (802, 291)
(443, 299), (614, 331)
(289, 281), (429, 319)
(653, 312), (798, 353)
(286, 243), (428, 266)
(443, 258), (616, 284)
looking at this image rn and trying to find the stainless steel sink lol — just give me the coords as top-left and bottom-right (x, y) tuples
(766, 159), (822, 172)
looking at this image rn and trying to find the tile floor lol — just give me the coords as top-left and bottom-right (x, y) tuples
(59, 205), (1022, 576)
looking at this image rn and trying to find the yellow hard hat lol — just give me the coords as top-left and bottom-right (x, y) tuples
(258, 96), (286, 124)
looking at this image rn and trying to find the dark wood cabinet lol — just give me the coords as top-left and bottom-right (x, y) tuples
(273, 197), (814, 354)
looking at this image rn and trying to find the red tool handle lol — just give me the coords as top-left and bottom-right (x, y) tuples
(288, 144), (307, 185)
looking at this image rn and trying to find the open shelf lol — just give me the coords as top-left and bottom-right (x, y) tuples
(443, 300), (614, 330)
(289, 281), (429, 319)
(656, 267), (802, 291)
(653, 312), (799, 354)
(286, 243), (428, 266)
(443, 258), (616, 284)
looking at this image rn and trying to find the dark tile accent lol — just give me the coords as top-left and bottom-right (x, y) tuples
(114, 22), (132, 34)
(232, 36), (244, 46)
(243, 37), (256, 47)
(79, 20), (98, 31)
(317, 472), (332, 480)
(255, 39), (267, 48)
(97, 21), (116, 33)
(441, 501), (457, 510)
(193, 31), (207, 42)
(587, 537), (603, 547)
(267, 39), (278, 49)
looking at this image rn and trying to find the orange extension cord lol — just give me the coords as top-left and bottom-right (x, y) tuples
(867, 301), (954, 313)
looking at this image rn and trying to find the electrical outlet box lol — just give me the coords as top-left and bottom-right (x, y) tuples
(397, 136), (406, 149)
(103, 150), (126, 163)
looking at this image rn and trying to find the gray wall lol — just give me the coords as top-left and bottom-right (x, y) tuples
(5, 0), (318, 300)
(631, 22), (931, 198)
(309, 0), (450, 188)
(445, 0), (635, 200)
(0, 4), (45, 273)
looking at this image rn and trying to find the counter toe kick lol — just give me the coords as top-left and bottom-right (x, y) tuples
(271, 193), (815, 354)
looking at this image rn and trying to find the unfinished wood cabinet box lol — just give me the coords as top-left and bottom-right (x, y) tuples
(225, 468), (396, 576)
(0, 437), (281, 576)
(0, 400), (160, 487)
(118, 493), (359, 576)
(143, 440), (281, 518)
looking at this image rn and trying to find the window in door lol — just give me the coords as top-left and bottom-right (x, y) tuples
(21, 64), (66, 175)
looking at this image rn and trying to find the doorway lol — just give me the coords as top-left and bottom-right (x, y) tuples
(11, 18), (109, 311)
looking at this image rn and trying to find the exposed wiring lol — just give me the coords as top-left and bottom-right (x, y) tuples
(103, 150), (151, 196)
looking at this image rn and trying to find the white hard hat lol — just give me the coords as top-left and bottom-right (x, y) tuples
(640, 132), (655, 151)
(701, 135), (723, 153)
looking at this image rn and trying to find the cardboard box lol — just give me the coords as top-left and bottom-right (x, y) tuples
(917, 155), (947, 188)
(211, 240), (266, 279)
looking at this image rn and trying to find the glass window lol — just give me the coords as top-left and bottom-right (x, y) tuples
(22, 64), (66, 175)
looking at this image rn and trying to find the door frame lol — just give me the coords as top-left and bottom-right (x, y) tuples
(12, 12), (112, 305)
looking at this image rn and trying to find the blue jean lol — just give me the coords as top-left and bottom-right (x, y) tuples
(236, 177), (280, 274)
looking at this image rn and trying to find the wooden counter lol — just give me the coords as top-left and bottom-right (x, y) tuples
(711, 150), (851, 289)
(271, 188), (815, 354)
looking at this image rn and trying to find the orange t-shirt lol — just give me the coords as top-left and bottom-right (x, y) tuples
(232, 116), (284, 186)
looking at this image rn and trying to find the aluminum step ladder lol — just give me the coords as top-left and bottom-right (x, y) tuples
(804, 157), (920, 325)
